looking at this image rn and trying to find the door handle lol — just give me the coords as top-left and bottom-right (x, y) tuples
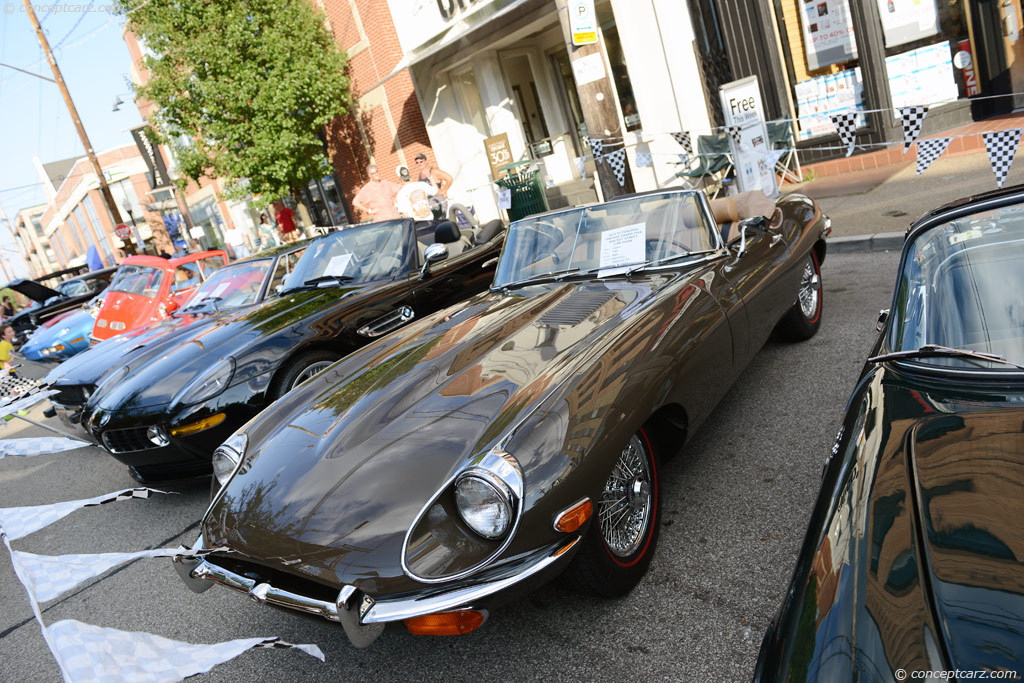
(357, 306), (415, 338)
(770, 234), (783, 248)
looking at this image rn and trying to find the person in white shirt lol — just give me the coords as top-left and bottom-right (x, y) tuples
(224, 223), (253, 260)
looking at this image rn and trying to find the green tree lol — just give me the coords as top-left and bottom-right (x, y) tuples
(118, 0), (350, 210)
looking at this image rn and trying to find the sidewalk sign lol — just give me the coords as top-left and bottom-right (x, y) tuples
(719, 76), (778, 197)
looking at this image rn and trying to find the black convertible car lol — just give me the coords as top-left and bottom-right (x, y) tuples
(755, 185), (1024, 681)
(61, 217), (505, 481)
(7, 267), (117, 345)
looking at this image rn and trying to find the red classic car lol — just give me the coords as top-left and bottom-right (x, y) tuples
(91, 251), (228, 342)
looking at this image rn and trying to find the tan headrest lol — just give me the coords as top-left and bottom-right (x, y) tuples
(708, 198), (739, 226)
(733, 191), (775, 221)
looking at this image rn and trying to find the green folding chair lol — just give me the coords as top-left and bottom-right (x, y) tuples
(674, 132), (734, 198)
(767, 120), (802, 184)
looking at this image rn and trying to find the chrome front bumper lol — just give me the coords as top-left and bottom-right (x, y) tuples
(52, 404), (99, 445)
(175, 534), (580, 647)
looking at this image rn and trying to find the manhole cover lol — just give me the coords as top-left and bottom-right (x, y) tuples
(882, 210), (908, 217)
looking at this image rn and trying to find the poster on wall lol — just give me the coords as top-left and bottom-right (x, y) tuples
(798, 0), (858, 71)
(885, 42), (958, 108)
(793, 68), (866, 140)
(719, 76), (778, 196)
(877, 0), (941, 48)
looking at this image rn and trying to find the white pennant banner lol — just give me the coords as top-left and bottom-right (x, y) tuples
(0, 437), (89, 459)
(0, 389), (58, 420)
(916, 137), (952, 175)
(635, 152), (652, 168)
(0, 488), (170, 541)
(575, 156), (586, 179)
(44, 620), (324, 683)
(10, 548), (186, 602)
(829, 112), (859, 157)
(606, 148), (627, 186)
(900, 105), (929, 152)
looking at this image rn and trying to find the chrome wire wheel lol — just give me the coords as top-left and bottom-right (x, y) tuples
(289, 361), (333, 390)
(798, 255), (821, 320)
(599, 434), (654, 558)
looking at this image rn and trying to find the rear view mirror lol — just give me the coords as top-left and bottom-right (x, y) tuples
(420, 243), (449, 279)
(876, 309), (889, 332)
(736, 216), (768, 258)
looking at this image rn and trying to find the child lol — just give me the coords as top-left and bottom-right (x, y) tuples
(0, 325), (15, 370)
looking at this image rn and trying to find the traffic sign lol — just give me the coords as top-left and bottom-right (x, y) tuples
(570, 0), (598, 46)
(114, 223), (131, 240)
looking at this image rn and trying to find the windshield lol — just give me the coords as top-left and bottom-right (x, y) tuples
(493, 190), (716, 288)
(888, 203), (1024, 369)
(57, 280), (90, 297)
(180, 259), (273, 312)
(109, 265), (164, 298)
(282, 220), (411, 291)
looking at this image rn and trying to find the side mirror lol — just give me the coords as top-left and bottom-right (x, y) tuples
(876, 309), (889, 332)
(736, 216), (768, 258)
(420, 243), (449, 279)
(274, 283), (285, 296)
(164, 299), (179, 313)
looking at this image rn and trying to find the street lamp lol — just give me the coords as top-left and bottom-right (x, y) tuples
(122, 200), (143, 255)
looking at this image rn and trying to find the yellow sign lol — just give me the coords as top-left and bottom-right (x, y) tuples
(572, 31), (597, 45)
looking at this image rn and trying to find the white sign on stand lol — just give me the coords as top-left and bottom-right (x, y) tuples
(719, 76), (778, 197)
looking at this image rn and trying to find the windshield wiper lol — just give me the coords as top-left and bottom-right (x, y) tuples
(498, 268), (581, 291)
(625, 250), (718, 276)
(178, 296), (222, 315)
(304, 275), (353, 287)
(868, 344), (1024, 370)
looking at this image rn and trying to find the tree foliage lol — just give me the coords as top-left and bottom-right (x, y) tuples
(118, 0), (350, 205)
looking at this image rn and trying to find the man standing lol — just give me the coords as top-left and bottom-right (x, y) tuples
(353, 164), (401, 221)
(413, 153), (454, 198)
(223, 222), (253, 260)
(275, 202), (298, 243)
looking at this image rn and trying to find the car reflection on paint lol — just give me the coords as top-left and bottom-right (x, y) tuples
(755, 185), (1024, 681)
(175, 188), (830, 648)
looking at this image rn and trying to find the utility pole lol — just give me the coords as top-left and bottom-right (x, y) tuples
(23, 0), (125, 228)
(555, 0), (634, 199)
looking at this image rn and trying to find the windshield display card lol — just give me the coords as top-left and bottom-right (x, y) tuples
(324, 254), (353, 277)
(598, 223), (646, 277)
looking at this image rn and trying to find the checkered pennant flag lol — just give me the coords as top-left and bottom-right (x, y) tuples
(0, 371), (40, 400)
(588, 138), (605, 163)
(724, 125), (742, 149)
(671, 131), (693, 155)
(916, 137), (952, 176)
(983, 128), (1023, 189)
(606, 148), (628, 186)
(0, 389), (57, 421)
(44, 620), (324, 682)
(635, 152), (653, 168)
(900, 105), (929, 152)
(575, 156), (587, 179)
(830, 112), (859, 157)
(0, 437), (88, 459)
(0, 488), (170, 541)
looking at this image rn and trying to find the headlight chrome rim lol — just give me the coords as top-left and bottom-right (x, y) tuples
(401, 448), (524, 584)
(212, 433), (248, 487)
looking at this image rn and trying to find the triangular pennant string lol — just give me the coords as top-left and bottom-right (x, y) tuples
(724, 125), (742, 149)
(0, 488), (170, 541)
(606, 148), (627, 186)
(671, 131), (693, 155)
(983, 128), (1023, 189)
(575, 156), (586, 179)
(830, 112), (859, 157)
(900, 105), (929, 152)
(0, 437), (88, 459)
(589, 138), (604, 163)
(915, 137), (952, 175)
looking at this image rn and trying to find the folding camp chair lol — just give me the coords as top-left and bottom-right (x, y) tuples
(674, 132), (734, 199)
(767, 120), (802, 184)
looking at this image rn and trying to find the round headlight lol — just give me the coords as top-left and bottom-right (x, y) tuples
(454, 475), (512, 540)
(146, 426), (169, 447)
(212, 433), (248, 487)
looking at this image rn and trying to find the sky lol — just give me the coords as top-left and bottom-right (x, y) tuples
(0, 3), (142, 279)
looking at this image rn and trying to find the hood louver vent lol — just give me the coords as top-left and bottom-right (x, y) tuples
(537, 291), (615, 327)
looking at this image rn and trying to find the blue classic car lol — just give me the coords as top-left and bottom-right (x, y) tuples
(20, 294), (105, 362)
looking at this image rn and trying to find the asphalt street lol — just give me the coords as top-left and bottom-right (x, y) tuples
(0, 247), (901, 682)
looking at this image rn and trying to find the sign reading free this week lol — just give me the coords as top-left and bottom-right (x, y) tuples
(719, 76), (778, 197)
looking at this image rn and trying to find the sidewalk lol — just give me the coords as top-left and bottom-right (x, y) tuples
(783, 147), (1024, 244)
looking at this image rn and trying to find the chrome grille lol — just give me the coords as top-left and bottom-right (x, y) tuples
(101, 426), (154, 454)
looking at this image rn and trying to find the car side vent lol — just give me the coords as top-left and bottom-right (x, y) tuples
(537, 291), (615, 327)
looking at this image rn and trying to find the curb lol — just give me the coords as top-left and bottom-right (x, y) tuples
(827, 232), (904, 253)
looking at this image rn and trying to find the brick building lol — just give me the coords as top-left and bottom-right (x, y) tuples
(12, 204), (58, 278)
(34, 144), (174, 269)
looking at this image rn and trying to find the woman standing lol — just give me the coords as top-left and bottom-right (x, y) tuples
(257, 213), (280, 250)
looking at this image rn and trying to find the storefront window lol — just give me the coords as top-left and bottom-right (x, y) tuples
(552, 52), (588, 150)
(189, 197), (226, 250)
(601, 23), (642, 133)
(776, 0), (866, 140)
(878, 0), (969, 107)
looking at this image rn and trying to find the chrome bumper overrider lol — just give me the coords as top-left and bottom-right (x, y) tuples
(175, 534), (580, 646)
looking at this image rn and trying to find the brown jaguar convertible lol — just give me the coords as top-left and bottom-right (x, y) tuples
(176, 188), (830, 647)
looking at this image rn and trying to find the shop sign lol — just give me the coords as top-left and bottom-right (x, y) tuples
(129, 124), (172, 191)
(957, 40), (980, 97)
(386, 0), (503, 55)
(485, 133), (513, 179)
(719, 76), (778, 197)
(569, 0), (597, 46)
(877, 0), (940, 48)
(798, 0), (858, 71)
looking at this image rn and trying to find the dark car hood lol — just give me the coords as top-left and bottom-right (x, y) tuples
(909, 403), (1024, 673)
(93, 285), (367, 411)
(203, 276), (677, 590)
(44, 310), (229, 389)
(7, 278), (61, 304)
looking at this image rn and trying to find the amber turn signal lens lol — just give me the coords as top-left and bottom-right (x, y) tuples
(554, 498), (593, 533)
(404, 610), (485, 636)
(170, 412), (226, 437)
